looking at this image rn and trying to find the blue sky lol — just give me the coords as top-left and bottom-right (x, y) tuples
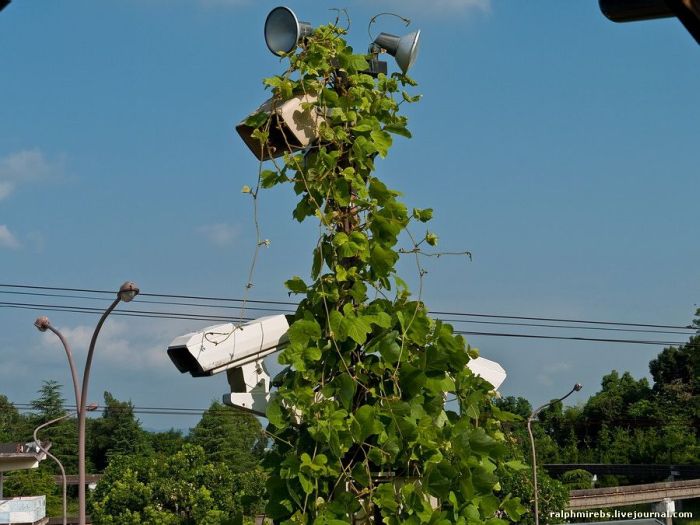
(1, 0), (698, 431)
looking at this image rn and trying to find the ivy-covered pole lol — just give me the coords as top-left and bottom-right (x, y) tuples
(245, 18), (526, 525)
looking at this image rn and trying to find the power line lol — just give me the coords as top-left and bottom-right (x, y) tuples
(1, 290), (693, 336)
(453, 330), (686, 346)
(0, 300), (694, 347)
(10, 403), (257, 417)
(1, 282), (695, 331)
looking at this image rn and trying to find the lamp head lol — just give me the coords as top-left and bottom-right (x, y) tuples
(574, 383), (583, 392)
(34, 316), (50, 332)
(372, 29), (421, 73)
(118, 281), (139, 303)
(0, 0), (10, 13)
(264, 6), (313, 56)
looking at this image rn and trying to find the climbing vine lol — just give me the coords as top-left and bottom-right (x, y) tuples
(245, 20), (526, 525)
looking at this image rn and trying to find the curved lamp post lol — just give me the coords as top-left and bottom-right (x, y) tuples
(527, 383), (583, 525)
(34, 281), (139, 525)
(33, 405), (97, 525)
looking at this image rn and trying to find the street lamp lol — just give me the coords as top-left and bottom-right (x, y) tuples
(527, 383), (582, 525)
(34, 281), (139, 525)
(32, 405), (97, 525)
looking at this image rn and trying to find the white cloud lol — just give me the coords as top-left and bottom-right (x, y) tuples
(198, 223), (239, 247)
(0, 149), (56, 201)
(0, 225), (20, 249)
(37, 318), (178, 371)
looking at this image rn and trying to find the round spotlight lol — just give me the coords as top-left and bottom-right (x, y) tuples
(264, 6), (312, 56)
(373, 30), (421, 74)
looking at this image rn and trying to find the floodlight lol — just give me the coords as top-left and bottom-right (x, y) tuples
(599, 0), (700, 44)
(264, 6), (313, 55)
(372, 30), (421, 74)
(599, 0), (674, 22)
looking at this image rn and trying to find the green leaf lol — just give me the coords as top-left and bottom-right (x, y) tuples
(244, 111), (268, 128)
(266, 399), (284, 427)
(332, 374), (355, 410)
(352, 123), (373, 133)
(384, 123), (412, 138)
(372, 482), (399, 513)
(287, 319), (321, 347)
(260, 169), (279, 189)
(298, 472), (313, 495)
(344, 314), (372, 345)
(502, 497), (526, 521)
(370, 129), (392, 158)
(412, 208), (433, 222)
(352, 405), (382, 442)
(366, 330), (401, 365)
(369, 243), (398, 278)
(284, 276), (307, 294)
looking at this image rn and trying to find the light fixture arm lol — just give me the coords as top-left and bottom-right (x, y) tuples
(527, 383), (582, 525)
(77, 295), (120, 525)
(45, 326), (81, 413)
(34, 412), (73, 525)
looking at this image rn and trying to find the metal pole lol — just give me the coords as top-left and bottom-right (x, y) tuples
(527, 384), (582, 525)
(77, 297), (120, 525)
(34, 413), (73, 525)
(46, 326), (82, 412)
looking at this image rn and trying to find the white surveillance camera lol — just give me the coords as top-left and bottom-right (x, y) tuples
(167, 314), (290, 377)
(466, 356), (507, 390)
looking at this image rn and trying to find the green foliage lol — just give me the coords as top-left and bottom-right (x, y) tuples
(232, 466), (268, 517)
(560, 469), (592, 490)
(500, 310), (700, 485)
(245, 21), (519, 524)
(29, 380), (79, 474)
(31, 379), (67, 420)
(0, 394), (24, 442)
(89, 444), (239, 525)
(3, 465), (63, 515)
(88, 391), (151, 472)
(497, 468), (568, 525)
(148, 428), (186, 456)
(189, 401), (265, 474)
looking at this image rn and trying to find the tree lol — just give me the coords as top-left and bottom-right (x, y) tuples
(88, 391), (151, 471)
(89, 444), (238, 525)
(497, 468), (568, 525)
(246, 19), (524, 524)
(88, 392), (148, 471)
(189, 401), (265, 474)
(2, 466), (63, 516)
(29, 381), (78, 474)
(31, 380), (67, 421)
(149, 428), (186, 457)
(0, 394), (25, 442)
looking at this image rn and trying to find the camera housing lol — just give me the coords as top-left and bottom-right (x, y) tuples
(167, 314), (290, 378)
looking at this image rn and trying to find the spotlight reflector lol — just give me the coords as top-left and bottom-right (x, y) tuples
(264, 6), (313, 55)
(372, 30), (421, 73)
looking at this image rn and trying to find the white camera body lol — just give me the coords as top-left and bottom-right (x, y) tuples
(466, 356), (507, 390)
(167, 314), (289, 378)
(167, 313), (506, 415)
